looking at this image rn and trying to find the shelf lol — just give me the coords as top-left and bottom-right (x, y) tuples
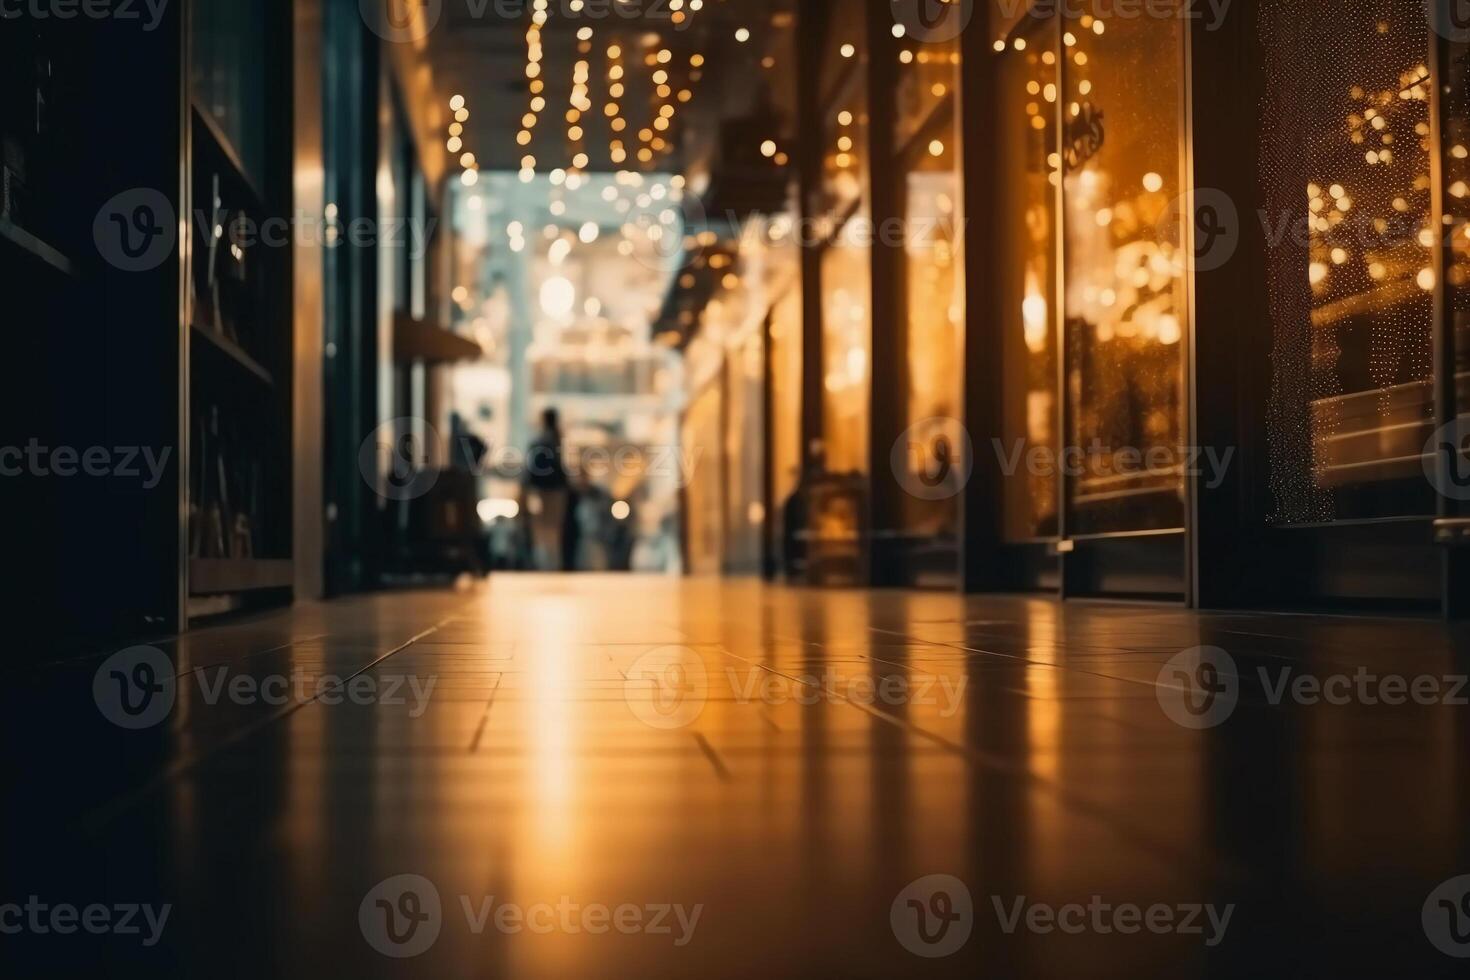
(0, 216), (76, 277)
(191, 103), (264, 205)
(192, 321), (274, 385)
(189, 557), (293, 595)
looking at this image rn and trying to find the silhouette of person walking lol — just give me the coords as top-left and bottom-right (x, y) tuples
(524, 407), (571, 571)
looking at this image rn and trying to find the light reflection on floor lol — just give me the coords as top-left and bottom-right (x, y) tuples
(8, 575), (1470, 977)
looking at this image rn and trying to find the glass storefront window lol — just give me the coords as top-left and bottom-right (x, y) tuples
(1061, 4), (1188, 536)
(821, 87), (868, 227)
(895, 32), (960, 149)
(891, 25), (964, 549)
(724, 329), (765, 571)
(898, 118), (964, 539)
(1260, 0), (1437, 523)
(682, 347), (724, 575)
(820, 35), (871, 479)
(822, 236), (871, 475)
(820, 0), (867, 102)
(770, 286), (804, 511)
(996, 25), (1061, 542)
(1446, 30), (1470, 453)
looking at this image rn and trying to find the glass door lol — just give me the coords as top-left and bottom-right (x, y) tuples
(1444, 26), (1470, 456)
(1260, 0), (1437, 526)
(990, 5), (1191, 598)
(1245, 0), (1444, 609)
(892, 25), (964, 588)
(991, 16), (1063, 591)
(1059, 2), (1190, 596)
(1432, 6), (1470, 612)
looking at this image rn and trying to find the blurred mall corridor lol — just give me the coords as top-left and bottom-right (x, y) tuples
(7, 575), (1470, 977)
(9, 0), (1470, 975)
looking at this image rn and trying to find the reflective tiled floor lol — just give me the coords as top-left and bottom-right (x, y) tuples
(6, 575), (1470, 977)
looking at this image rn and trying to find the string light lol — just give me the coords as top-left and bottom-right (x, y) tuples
(607, 40), (626, 165)
(566, 34), (593, 178)
(517, 0), (548, 182)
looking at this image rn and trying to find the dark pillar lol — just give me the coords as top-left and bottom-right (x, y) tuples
(1188, 0), (1281, 610)
(796, 0), (827, 479)
(958, 2), (1004, 593)
(761, 310), (778, 579)
(865, 0), (907, 587)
